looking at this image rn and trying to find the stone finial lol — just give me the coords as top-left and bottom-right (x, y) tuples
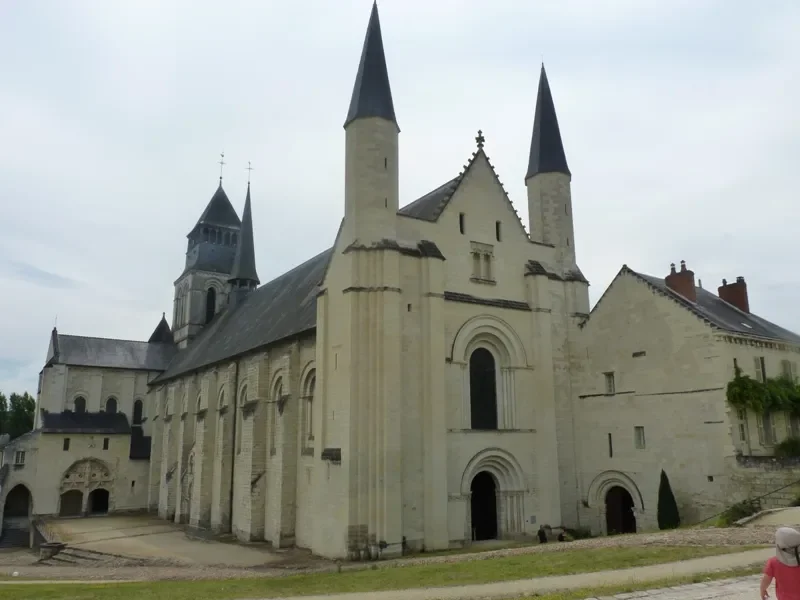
(475, 129), (485, 150)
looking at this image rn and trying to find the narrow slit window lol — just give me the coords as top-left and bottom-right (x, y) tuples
(459, 213), (465, 234)
(608, 433), (613, 458)
(495, 221), (501, 241)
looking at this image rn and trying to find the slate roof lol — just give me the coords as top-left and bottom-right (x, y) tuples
(229, 184), (260, 285)
(40, 411), (132, 435)
(193, 183), (241, 230)
(51, 333), (176, 371)
(344, 2), (398, 130)
(148, 314), (174, 344)
(625, 267), (800, 345)
(526, 64), (570, 180)
(154, 247), (334, 383)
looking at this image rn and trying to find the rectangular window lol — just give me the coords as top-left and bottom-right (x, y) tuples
(604, 372), (616, 395)
(782, 360), (798, 382)
(737, 408), (748, 444)
(634, 426), (646, 449)
(14, 451), (25, 465)
(459, 213), (465, 234)
(759, 412), (776, 446)
(755, 356), (766, 383)
(495, 221), (502, 241)
(103, 438), (109, 450)
(608, 433), (613, 458)
(63, 438), (70, 451)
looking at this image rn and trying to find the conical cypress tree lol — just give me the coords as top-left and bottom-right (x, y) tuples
(657, 469), (681, 530)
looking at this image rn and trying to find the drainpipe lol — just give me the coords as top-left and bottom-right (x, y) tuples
(228, 361), (239, 535)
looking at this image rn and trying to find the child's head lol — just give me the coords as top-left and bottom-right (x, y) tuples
(775, 527), (800, 566)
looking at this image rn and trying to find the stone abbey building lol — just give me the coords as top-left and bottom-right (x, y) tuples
(5, 2), (798, 559)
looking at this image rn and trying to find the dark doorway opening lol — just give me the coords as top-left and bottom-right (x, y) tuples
(470, 471), (498, 541)
(605, 486), (636, 535)
(3, 485), (31, 518)
(469, 348), (498, 430)
(88, 489), (110, 515)
(59, 490), (83, 517)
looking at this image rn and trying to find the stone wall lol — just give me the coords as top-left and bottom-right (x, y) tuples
(725, 455), (800, 510)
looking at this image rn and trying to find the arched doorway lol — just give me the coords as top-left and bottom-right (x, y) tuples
(470, 471), (498, 541)
(470, 348), (498, 430)
(3, 485), (31, 519)
(605, 486), (636, 535)
(59, 490), (83, 517)
(89, 489), (110, 514)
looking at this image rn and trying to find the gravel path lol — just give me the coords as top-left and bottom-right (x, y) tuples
(0, 526), (776, 582)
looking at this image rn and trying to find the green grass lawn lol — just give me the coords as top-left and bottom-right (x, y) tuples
(0, 545), (762, 600)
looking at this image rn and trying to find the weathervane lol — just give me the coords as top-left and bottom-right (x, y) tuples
(218, 151), (226, 182)
(475, 130), (485, 150)
(246, 161), (253, 184)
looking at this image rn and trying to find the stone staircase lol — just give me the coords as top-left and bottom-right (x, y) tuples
(0, 526), (29, 549)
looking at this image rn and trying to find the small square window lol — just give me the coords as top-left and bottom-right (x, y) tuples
(103, 438), (109, 450)
(634, 426), (645, 449)
(604, 372), (616, 395)
(707, 475), (714, 482)
(63, 438), (70, 451)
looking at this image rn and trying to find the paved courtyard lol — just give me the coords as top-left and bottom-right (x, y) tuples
(587, 575), (760, 600)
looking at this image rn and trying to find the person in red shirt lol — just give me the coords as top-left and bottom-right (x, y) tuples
(761, 527), (800, 600)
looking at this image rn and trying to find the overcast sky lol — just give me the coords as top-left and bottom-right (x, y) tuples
(1, 0), (799, 396)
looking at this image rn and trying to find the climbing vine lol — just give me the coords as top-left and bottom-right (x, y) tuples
(726, 366), (800, 414)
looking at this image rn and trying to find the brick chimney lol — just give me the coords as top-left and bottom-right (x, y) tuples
(664, 260), (697, 302)
(718, 276), (749, 313)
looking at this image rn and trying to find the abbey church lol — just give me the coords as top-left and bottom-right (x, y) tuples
(6, 2), (797, 559)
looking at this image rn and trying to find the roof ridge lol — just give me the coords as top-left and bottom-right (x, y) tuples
(58, 333), (151, 345)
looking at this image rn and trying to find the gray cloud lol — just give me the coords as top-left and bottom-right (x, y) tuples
(1, 0), (798, 394)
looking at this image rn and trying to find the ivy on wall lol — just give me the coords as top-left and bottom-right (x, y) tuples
(726, 366), (800, 413)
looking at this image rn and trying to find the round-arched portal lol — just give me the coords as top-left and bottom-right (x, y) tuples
(470, 471), (498, 541)
(2, 485), (31, 519)
(89, 489), (110, 515)
(59, 490), (83, 517)
(605, 486), (636, 535)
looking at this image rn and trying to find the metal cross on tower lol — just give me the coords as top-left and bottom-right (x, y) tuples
(246, 161), (253, 184)
(218, 151), (226, 182)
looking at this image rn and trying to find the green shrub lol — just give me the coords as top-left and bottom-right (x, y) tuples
(657, 470), (681, 530)
(563, 527), (594, 540)
(774, 437), (800, 458)
(716, 499), (760, 527)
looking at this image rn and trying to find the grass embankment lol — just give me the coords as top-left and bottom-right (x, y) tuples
(0, 545), (762, 600)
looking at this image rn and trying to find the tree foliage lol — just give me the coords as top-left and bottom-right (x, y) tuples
(726, 366), (800, 414)
(657, 469), (681, 530)
(0, 391), (35, 440)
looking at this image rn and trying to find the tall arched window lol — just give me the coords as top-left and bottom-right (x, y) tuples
(105, 397), (117, 414)
(74, 396), (86, 413)
(237, 385), (247, 454)
(469, 348), (498, 430)
(132, 400), (143, 425)
(205, 288), (216, 324)
(270, 379), (282, 454)
(304, 373), (315, 441)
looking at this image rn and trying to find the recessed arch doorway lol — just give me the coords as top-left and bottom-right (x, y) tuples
(470, 471), (498, 541)
(605, 486), (636, 535)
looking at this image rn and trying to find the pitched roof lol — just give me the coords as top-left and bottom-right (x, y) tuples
(154, 247), (334, 383)
(526, 64), (570, 180)
(40, 411), (131, 435)
(51, 333), (177, 371)
(192, 183), (241, 231)
(624, 267), (800, 345)
(228, 183), (260, 285)
(397, 147), (528, 237)
(343, 2), (398, 130)
(148, 313), (174, 344)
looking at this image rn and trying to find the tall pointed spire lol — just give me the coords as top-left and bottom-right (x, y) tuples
(343, 2), (398, 130)
(148, 313), (174, 344)
(228, 183), (260, 286)
(526, 64), (570, 180)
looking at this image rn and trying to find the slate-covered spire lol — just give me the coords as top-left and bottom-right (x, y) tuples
(526, 64), (570, 180)
(343, 1), (398, 130)
(148, 313), (174, 344)
(193, 181), (241, 230)
(228, 183), (260, 287)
